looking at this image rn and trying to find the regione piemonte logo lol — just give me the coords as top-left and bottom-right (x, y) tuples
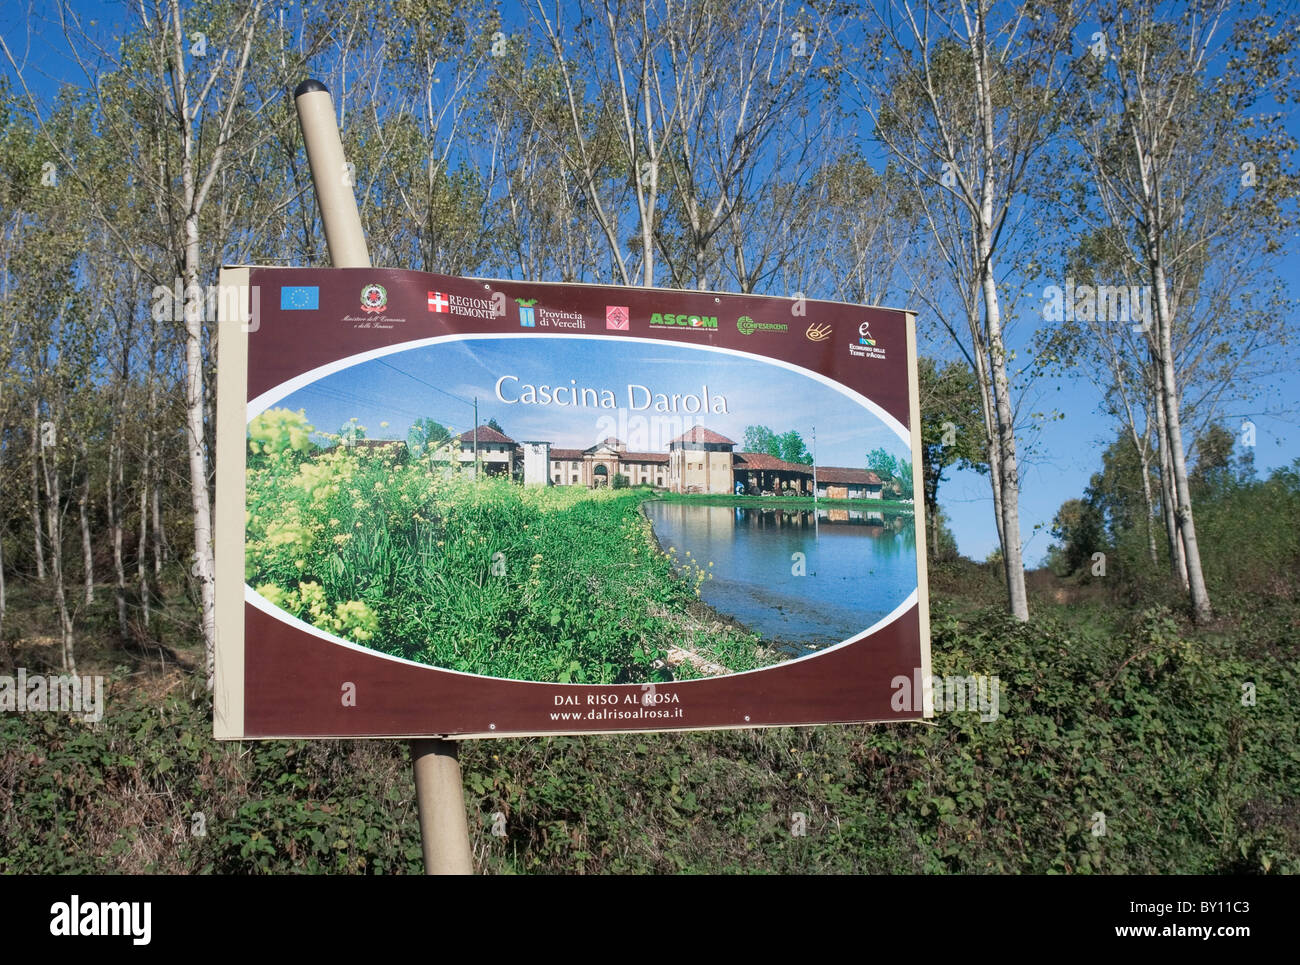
(428, 290), (497, 319)
(606, 305), (629, 331)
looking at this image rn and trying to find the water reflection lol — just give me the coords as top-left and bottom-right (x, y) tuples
(643, 501), (918, 654)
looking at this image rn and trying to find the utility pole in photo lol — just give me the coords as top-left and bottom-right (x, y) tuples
(812, 425), (819, 537)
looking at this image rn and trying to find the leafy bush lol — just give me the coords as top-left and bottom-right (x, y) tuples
(244, 445), (774, 683)
(2, 585), (1294, 874)
(247, 408), (315, 456)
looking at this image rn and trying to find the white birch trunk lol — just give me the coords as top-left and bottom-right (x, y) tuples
(1152, 259), (1212, 622)
(972, 6), (1027, 620)
(107, 433), (128, 637)
(39, 424), (75, 675)
(30, 402), (45, 581)
(78, 439), (94, 604)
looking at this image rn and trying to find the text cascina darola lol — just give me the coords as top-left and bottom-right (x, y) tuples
(494, 375), (730, 414)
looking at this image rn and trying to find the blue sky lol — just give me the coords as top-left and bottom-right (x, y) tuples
(932, 281), (1299, 564)
(7, 0), (1297, 565)
(275, 337), (911, 468)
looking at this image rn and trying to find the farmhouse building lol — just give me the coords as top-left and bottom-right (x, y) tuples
(548, 437), (669, 488)
(815, 467), (885, 500)
(452, 425), (519, 477)
(443, 424), (886, 498)
(732, 451), (817, 496)
(668, 426), (738, 494)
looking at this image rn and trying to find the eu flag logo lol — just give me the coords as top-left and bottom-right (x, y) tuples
(280, 286), (319, 310)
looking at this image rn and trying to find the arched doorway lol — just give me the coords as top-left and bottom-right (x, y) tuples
(593, 464), (608, 488)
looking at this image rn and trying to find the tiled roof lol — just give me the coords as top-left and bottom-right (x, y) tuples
(733, 451), (812, 474)
(816, 467), (884, 486)
(668, 426), (736, 446)
(456, 425), (515, 445)
(547, 448), (668, 463)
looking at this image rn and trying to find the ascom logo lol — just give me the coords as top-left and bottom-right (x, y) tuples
(650, 312), (718, 331)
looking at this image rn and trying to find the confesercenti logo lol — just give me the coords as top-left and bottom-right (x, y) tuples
(360, 283), (387, 314)
(606, 305), (629, 330)
(737, 315), (788, 336)
(805, 323), (832, 342)
(650, 312), (717, 331)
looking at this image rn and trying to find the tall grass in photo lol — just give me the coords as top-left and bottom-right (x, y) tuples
(244, 410), (780, 683)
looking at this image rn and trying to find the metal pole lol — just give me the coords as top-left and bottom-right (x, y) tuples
(293, 79), (370, 269)
(294, 78), (474, 876)
(410, 739), (474, 874)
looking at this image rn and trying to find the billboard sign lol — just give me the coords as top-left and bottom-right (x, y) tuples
(214, 267), (931, 738)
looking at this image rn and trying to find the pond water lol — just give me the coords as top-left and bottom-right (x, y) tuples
(642, 501), (917, 655)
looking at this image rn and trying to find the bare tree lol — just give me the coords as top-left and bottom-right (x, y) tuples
(854, 0), (1080, 620)
(1066, 0), (1299, 622)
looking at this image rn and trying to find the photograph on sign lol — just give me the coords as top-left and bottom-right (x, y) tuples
(215, 267), (931, 738)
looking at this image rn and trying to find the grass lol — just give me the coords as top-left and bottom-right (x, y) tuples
(0, 571), (1295, 874)
(3, 445), (1295, 874)
(244, 444), (782, 683)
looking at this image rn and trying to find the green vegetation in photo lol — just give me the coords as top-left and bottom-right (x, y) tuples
(742, 425), (814, 465)
(244, 410), (779, 683)
(867, 447), (914, 500)
(3, 575), (1295, 874)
